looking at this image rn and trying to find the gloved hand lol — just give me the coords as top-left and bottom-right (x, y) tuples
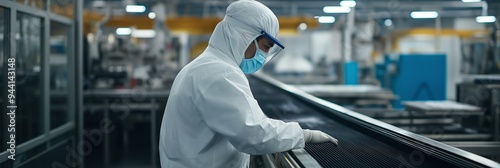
(303, 129), (339, 145)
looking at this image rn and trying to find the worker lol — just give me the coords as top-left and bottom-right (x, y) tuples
(159, 0), (339, 167)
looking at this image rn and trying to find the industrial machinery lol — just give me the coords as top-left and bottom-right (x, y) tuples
(376, 54), (447, 108)
(249, 73), (500, 168)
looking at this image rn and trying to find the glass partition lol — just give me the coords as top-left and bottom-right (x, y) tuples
(15, 12), (43, 144)
(50, 21), (70, 129)
(0, 1), (78, 167)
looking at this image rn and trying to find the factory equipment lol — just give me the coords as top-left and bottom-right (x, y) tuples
(248, 73), (500, 167)
(376, 54), (447, 108)
(86, 31), (179, 90)
(291, 84), (396, 109)
(87, 35), (130, 89)
(403, 101), (486, 140)
(85, 3), (179, 90)
(457, 75), (500, 142)
(460, 27), (500, 75)
(82, 89), (168, 168)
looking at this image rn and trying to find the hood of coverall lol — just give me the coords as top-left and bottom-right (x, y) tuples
(208, 0), (280, 66)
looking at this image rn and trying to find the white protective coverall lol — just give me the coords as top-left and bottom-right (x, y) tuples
(159, 0), (305, 167)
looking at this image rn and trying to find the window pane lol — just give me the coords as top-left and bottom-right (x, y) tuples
(16, 12), (43, 144)
(15, 0), (46, 10)
(50, 21), (70, 129)
(50, 0), (73, 18)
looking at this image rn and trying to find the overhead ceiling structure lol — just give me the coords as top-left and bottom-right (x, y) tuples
(84, 0), (500, 18)
(78, 0), (500, 35)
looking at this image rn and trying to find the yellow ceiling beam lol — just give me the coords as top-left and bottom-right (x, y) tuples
(26, 4), (319, 35)
(392, 28), (491, 52)
(105, 15), (155, 29)
(394, 28), (490, 38)
(166, 17), (221, 35)
(83, 14), (319, 35)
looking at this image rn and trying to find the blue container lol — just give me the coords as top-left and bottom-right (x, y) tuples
(344, 61), (358, 85)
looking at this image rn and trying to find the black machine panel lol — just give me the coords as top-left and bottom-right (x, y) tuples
(248, 76), (493, 168)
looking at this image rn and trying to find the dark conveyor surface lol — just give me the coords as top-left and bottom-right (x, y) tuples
(248, 76), (484, 168)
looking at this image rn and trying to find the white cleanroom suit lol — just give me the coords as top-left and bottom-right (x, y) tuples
(159, 0), (338, 167)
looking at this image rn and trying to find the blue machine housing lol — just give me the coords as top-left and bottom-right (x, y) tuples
(376, 54), (447, 108)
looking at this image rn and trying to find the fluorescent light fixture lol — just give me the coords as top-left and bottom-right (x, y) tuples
(323, 6), (351, 13)
(411, 11), (438, 19)
(384, 19), (392, 27)
(462, 0), (481, 2)
(476, 16), (496, 23)
(126, 5), (146, 13)
(148, 12), (156, 19)
(318, 16), (335, 23)
(116, 28), (132, 35)
(132, 29), (156, 38)
(340, 0), (356, 7)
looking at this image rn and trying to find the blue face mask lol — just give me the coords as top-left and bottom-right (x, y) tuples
(240, 40), (268, 74)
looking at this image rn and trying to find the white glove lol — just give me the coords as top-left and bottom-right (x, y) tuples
(303, 129), (339, 145)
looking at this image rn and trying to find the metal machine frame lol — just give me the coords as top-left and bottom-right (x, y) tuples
(253, 73), (500, 167)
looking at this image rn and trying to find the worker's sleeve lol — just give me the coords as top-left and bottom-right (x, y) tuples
(194, 70), (305, 155)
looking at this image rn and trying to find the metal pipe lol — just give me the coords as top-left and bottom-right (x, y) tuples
(179, 33), (189, 67)
(494, 90), (500, 141)
(104, 99), (110, 168)
(344, 7), (355, 62)
(95, 8), (111, 33)
(482, 1), (488, 16)
(75, 0), (84, 167)
(203, 1), (209, 17)
(435, 16), (441, 53)
(151, 99), (158, 168)
(43, 7), (51, 149)
(290, 2), (297, 16)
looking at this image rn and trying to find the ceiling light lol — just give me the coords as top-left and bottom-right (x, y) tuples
(116, 28), (132, 35)
(340, 0), (356, 8)
(318, 16), (335, 23)
(476, 16), (496, 23)
(298, 23), (307, 30)
(148, 12), (156, 19)
(410, 11), (438, 19)
(126, 5), (146, 13)
(323, 6), (351, 13)
(132, 29), (156, 38)
(384, 19), (392, 27)
(462, 0), (481, 2)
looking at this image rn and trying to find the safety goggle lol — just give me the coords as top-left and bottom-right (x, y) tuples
(259, 30), (285, 64)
